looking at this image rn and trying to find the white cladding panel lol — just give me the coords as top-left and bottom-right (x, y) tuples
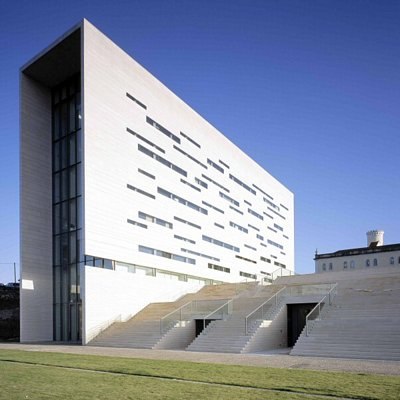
(83, 20), (294, 283)
(81, 265), (203, 344)
(20, 74), (53, 341)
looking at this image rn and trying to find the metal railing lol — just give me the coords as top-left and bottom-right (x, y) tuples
(203, 298), (233, 330)
(160, 299), (231, 334)
(245, 286), (288, 334)
(305, 283), (338, 336)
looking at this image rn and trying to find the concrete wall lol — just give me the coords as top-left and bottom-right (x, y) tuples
(81, 265), (203, 344)
(82, 20), (294, 284)
(20, 74), (53, 342)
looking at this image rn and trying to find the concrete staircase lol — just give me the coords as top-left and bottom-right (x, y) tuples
(89, 282), (257, 348)
(291, 275), (400, 360)
(186, 286), (283, 353)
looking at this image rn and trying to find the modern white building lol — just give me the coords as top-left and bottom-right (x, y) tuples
(315, 230), (400, 273)
(20, 20), (294, 344)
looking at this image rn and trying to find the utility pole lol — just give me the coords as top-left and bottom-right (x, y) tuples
(14, 262), (16, 284)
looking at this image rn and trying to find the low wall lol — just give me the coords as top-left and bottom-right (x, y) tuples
(81, 266), (203, 344)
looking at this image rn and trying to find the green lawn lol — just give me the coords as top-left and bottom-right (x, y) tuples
(0, 349), (399, 400)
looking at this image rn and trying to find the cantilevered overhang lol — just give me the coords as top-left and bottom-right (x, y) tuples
(21, 22), (81, 88)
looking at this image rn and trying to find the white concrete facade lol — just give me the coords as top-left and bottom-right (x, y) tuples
(20, 19), (294, 343)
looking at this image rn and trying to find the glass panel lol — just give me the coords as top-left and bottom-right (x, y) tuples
(69, 199), (76, 231)
(69, 98), (75, 133)
(53, 141), (61, 172)
(69, 133), (76, 165)
(54, 203), (61, 234)
(61, 137), (68, 169)
(76, 130), (82, 163)
(76, 93), (81, 129)
(53, 172), (60, 203)
(77, 197), (82, 229)
(54, 303), (61, 341)
(53, 235), (61, 266)
(85, 255), (94, 266)
(70, 304), (78, 342)
(54, 265), (61, 303)
(76, 163), (82, 196)
(94, 258), (103, 268)
(69, 231), (77, 264)
(61, 201), (68, 233)
(103, 259), (113, 270)
(61, 234), (69, 266)
(69, 165), (76, 198)
(61, 102), (68, 136)
(53, 106), (60, 140)
(61, 170), (68, 201)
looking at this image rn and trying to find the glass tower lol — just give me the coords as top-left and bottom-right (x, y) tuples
(52, 74), (83, 341)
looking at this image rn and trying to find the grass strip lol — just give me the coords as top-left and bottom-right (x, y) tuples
(0, 349), (399, 400)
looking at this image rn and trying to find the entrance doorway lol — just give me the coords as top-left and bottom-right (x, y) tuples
(195, 319), (215, 337)
(287, 303), (317, 347)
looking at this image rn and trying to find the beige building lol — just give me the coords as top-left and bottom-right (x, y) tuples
(315, 230), (400, 273)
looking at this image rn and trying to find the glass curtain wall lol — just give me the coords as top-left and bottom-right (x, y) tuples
(52, 74), (83, 341)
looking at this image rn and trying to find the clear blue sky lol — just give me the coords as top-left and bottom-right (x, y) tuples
(0, 0), (399, 283)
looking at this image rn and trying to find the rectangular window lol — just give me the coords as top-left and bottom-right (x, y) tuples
(244, 244), (257, 251)
(240, 271), (257, 279)
(274, 223), (283, 231)
(248, 208), (264, 220)
(256, 234), (264, 241)
(181, 248), (220, 261)
(146, 116), (180, 143)
(214, 223), (224, 229)
(174, 216), (201, 229)
(220, 192), (239, 207)
(267, 207), (286, 220)
(268, 226), (277, 233)
(267, 239), (284, 250)
(229, 205), (243, 215)
(173, 145), (207, 168)
(158, 187), (207, 215)
(260, 256), (271, 263)
(202, 235), (239, 252)
(207, 158), (224, 173)
(127, 127), (165, 153)
(263, 197), (280, 211)
(208, 263), (230, 273)
(229, 174), (256, 195)
(174, 235), (196, 245)
(195, 177), (208, 189)
(138, 211), (173, 228)
(252, 184), (273, 200)
(236, 255), (257, 264)
(218, 160), (230, 169)
(201, 174), (230, 192)
(126, 92), (147, 109)
(138, 144), (187, 177)
(181, 179), (201, 192)
(180, 131), (201, 148)
(127, 183), (155, 199)
(263, 212), (273, 219)
(127, 219), (147, 229)
(126, 184), (156, 199)
(230, 221), (248, 233)
(202, 201), (224, 214)
(139, 245), (195, 264)
(138, 168), (155, 180)
(248, 224), (260, 232)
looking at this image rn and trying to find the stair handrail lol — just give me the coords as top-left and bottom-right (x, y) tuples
(245, 286), (288, 334)
(202, 298), (233, 330)
(305, 282), (338, 336)
(160, 301), (192, 334)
